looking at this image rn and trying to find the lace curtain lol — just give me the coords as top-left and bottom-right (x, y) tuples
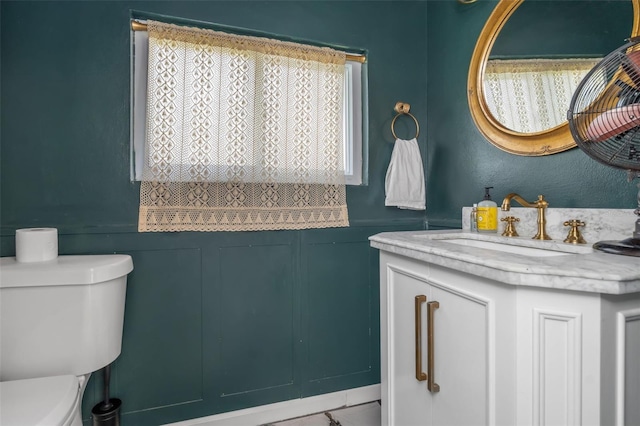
(139, 21), (349, 232)
(483, 58), (600, 133)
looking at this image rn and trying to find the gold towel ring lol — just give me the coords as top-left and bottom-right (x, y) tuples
(391, 102), (420, 140)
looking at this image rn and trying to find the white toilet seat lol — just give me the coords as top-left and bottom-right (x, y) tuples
(0, 375), (80, 426)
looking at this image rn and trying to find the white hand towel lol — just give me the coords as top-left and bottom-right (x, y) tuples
(385, 138), (426, 210)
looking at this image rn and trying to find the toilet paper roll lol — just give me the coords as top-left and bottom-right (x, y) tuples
(15, 228), (58, 263)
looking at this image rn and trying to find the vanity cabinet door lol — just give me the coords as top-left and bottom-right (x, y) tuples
(429, 284), (489, 426)
(382, 264), (432, 425)
(381, 254), (498, 426)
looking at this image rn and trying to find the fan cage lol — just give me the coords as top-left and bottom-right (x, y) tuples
(568, 37), (640, 172)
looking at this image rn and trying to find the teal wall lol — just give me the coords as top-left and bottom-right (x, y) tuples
(3, 0), (638, 424)
(1, 0), (427, 229)
(426, 0), (639, 229)
(492, 1), (631, 58)
(1, 1), (426, 425)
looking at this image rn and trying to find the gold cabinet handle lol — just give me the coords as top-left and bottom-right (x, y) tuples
(427, 300), (440, 392)
(414, 295), (427, 381)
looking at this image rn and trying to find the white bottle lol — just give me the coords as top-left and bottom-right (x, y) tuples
(470, 204), (478, 232)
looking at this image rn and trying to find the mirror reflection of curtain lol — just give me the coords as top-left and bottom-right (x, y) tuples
(484, 58), (601, 133)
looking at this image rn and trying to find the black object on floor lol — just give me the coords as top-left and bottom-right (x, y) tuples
(325, 412), (342, 426)
(92, 364), (122, 426)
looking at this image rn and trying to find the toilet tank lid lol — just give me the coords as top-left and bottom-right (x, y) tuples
(0, 254), (133, 288)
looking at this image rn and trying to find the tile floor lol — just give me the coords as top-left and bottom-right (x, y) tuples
(266, 401), (381, 426)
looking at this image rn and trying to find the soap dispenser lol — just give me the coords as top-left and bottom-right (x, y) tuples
(477, 187), (498, 233)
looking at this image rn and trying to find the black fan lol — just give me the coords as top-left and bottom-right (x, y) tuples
(568, 36), (640, 256)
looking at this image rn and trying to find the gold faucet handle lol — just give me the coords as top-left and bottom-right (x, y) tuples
(563, 220), (586, 244)
(501, 216), (520, 237)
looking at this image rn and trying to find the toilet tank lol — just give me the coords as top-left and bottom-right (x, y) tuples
(0, 255), (133, 381)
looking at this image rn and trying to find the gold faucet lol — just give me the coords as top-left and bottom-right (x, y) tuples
(501, 193), (551, 240)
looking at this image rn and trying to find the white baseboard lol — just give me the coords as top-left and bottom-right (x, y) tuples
(163, 384), (381, 426)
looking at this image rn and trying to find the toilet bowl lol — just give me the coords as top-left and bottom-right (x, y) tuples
(0, 254), (133, 426)
(0, 375), (86, 426)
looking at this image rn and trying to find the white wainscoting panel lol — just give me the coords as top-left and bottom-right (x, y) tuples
(616, 308), (640, 426)
(533, 309), (583, 426)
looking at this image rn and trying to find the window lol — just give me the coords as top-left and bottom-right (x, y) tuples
(343, 60), (365, 185)
(131, 18), (367, 232)
(131, 24), (367, 186)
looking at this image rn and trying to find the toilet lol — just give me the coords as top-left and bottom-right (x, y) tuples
(0, 254), (133, 425)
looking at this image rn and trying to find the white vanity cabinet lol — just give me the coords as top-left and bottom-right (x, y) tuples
(380, 252), (517, 426)
(514, 285), (640, 426)
(373, 230), (640, 426)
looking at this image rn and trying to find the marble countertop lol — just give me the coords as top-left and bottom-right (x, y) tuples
(369, 230), (640, 295)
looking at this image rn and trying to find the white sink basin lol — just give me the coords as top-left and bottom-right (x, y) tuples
(440, 238), (572, 257)
(413, 233), (594, 257)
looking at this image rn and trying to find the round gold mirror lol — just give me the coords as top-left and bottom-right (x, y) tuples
(468, 0), (640, 156)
